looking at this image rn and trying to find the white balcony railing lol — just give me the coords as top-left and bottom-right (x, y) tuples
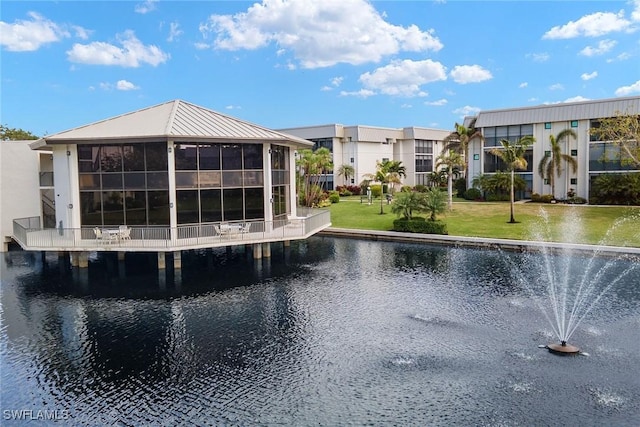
(12, 209), (331, 252)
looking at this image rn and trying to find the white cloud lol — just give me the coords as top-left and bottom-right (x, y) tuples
(98, 80), (140, 91)
(331, 77), (343, 87)
(607, 51), (632, 62)
(401, 104), (412, 109)
(519, 82), (528, 88)
(225, 105), (242, 110)
(67, 30), (170, 67)
(615, 79), (640, 95)
(581, 71), (598, 80)
(135, 0), (158, 14)
(359, 59), (446, 97)
(549, 83), (564, 91)
(0, 12), (70, 51)
(320, 86), (332, 91)
(563, 96), (590, 103)
(194, 42), (210, 50)
(339, 89), (376, 98)
(199, 0), (443, 68)
(453, 105), (481, 117)
(543, 10), (635, 39)
(528, 97), (539, 102)
(450, 65), (492, 84)
(633, 0), (640, 22)
(167, 22), (183, 42)
(425, 99), (447, 106)
(526, 52), (550, 62)
(579, 39), (617, 56)
(72, 25), (91, 40)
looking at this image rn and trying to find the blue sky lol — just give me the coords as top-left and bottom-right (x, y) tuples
(2, 0), (640, 137)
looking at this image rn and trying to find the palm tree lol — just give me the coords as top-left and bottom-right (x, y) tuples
(385, 160), (406, 194)
(442, 121), (484, 179)
(489, 136), (535, 223)
(436, 150), (465, 210)
(363, 160), (394, 214)
(296, 147), (333, 207)
(537, 129), (578, 199)
(337, 164), (355, 186)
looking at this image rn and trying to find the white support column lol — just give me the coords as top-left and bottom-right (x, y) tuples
(262, 242), (271, 258)
(158, 252), (166, 269)
(263, 144), (273, 232)
(253, 243), (262, 259)
(289, 148), (298, 218)
(167, 141), (178, 234)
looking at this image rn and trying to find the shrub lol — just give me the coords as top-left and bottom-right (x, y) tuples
(328, 191), (340, 203)
(567, 196), (587, 204)
(393, 217), (448, 234)
(539, 194), (554, 203)
(486, 193), (510, 202)
(531, 193), (541, 202)
(464, 188), (482, 200)
(454, 177), (467, 197)
(414, 184), (428, 193)
(401, 185), (413, 193)
(370, 184), (382, 198)
(591, 173), (640, 205)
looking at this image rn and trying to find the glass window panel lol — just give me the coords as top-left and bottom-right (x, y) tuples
(102, 173), (123, 189)
(199, 144), (220, 170)
(175, 172), (199, 188)
(243, 144), (263, 169)
(545, 122), (552, 129)
(222, 171), (243, 187)
(483, 127), (496, 137)
(571, 120), (578, 128)
(271, 145), (287, 170)
(78, 146), (100, 172)
(200, 189), (222, 222)
(223, 188), (244, 221)
(124, 191), (147, 225)
(124, 172), (146, 188)
(100, 146), (123, 172)
(80, 192), (102, 226)
(244, 170), (264, 186)
(589, 143), (606, 171)
(123, 145), (145, 171)
(508, 126), (520, 137)
(147, 191), (169, 225)
(102, 191), (124, 225)
(496, 126), (508, 138)
(177, 190), (200, 224)
(146, 143), (167, 171)
(175, 144), (198, 170)
(199, 171), (222, 188)
(146, 172), (168, 189)
(521, 124), (533, 136)
(79, 174), (100, 190)
(222, 144), (242, 170)
(245, 188), (264, 219)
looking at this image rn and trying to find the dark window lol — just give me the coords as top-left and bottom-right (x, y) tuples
(570, 178), (577, 185)
(545, 122), (552, 130)
(177, 190), (199, 224)
(571, 120), (578, 128)
(175, 144), (198, 170)
(199, 144), (220, 170)
(223, 188), (244, 221)
(243, 144), (263, 169)
(571, 149), (578, 156)
(200, 189), (222, 223)
(222, 144), (243, 170)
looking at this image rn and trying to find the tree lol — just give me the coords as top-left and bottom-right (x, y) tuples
(589, 107), (640, 167)
(296, 147), (333, 207)
(363, 159), (396, 214)
(0, 124), (39, 140)
(442, 121), (484, 178)
(423, 187), (447, 221)
(337, 164), (355, 186)
(385, 160), (407, 194)
(391, 191), (427, 220)
(436, 149), (465, 210)
(537, 129), (578, 199)
(489, 136), (535, 223)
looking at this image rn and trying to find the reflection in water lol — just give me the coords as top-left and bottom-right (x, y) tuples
(1, 238), (639, 426)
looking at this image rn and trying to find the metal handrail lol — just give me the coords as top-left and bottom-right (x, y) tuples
(11, 210), (331, 252)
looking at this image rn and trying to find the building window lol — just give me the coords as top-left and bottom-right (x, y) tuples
(571, 149), (578, 156)
(544, 179), (549, 185)
(350, 157), (354, 163)
(545, 151), (551, 157)
(571, 120), (578, 128)
(415, 140), (433, 154)
(570, 178), (577, 185)
(382, 158), (389, 163)
(544, 123), (552, 130)
(482, 124), (532, 147)
(473, 154), (479, 160)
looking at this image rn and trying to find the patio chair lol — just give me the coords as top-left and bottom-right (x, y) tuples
(93, 227), (102, 240)
(119, 225), (131, 241)
(240, 223), (251, 234)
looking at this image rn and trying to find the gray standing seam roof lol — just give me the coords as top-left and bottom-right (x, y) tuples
(36, 100), (313, 147)
(474, 96), (640, 128)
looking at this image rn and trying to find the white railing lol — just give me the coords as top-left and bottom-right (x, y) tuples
(11, 210), (331, 252)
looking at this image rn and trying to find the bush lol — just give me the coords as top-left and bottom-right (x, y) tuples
(464, 188), (482, 200)
(370, 184), (382, 198)
(401, 185), (412, 193)
(567, 196), (587, 204)
(328, 191), (340, 203)
(539, 194), (554, 203)
(591, 173), (640, 205)
(454, 177), (466, 197)
(486, 193), (510, 202)
(393, 217), (448, 234)
(531, 192), (541, 202)
(414, 184), (428, 193)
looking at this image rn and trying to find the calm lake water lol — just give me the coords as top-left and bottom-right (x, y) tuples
(1, 237), (639, 426)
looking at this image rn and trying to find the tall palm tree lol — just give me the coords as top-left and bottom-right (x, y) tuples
(337, 164), (355, 186)
(436, 150), (464, 210)
(363, 160), (394, 214)
(442, 121), (484, 179)
(489, 136), (535, 223)
(537, 129), (578, 199)
(296, 147), (333, 207)
(385, 160), (406, 194)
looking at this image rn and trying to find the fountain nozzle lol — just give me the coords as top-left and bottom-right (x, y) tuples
(561, 340), (566, 346)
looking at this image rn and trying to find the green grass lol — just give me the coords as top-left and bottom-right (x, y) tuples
(328, 197), (640, 247)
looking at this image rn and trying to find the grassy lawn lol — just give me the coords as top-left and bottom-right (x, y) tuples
(328, 197), (640, 247)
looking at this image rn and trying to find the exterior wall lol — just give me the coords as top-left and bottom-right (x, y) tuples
(0, 141), (42, 249)
(52, 145), (81, 229)
(280, 124), (449, 189)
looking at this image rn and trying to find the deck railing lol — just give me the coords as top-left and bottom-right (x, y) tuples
(12, 209), (331, 252)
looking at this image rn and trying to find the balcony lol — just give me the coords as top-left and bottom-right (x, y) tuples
(12, 209), (331, 252)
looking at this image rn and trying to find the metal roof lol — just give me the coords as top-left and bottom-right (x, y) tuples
(32, 100), (313, 148)
(474, 96), (640, 128)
